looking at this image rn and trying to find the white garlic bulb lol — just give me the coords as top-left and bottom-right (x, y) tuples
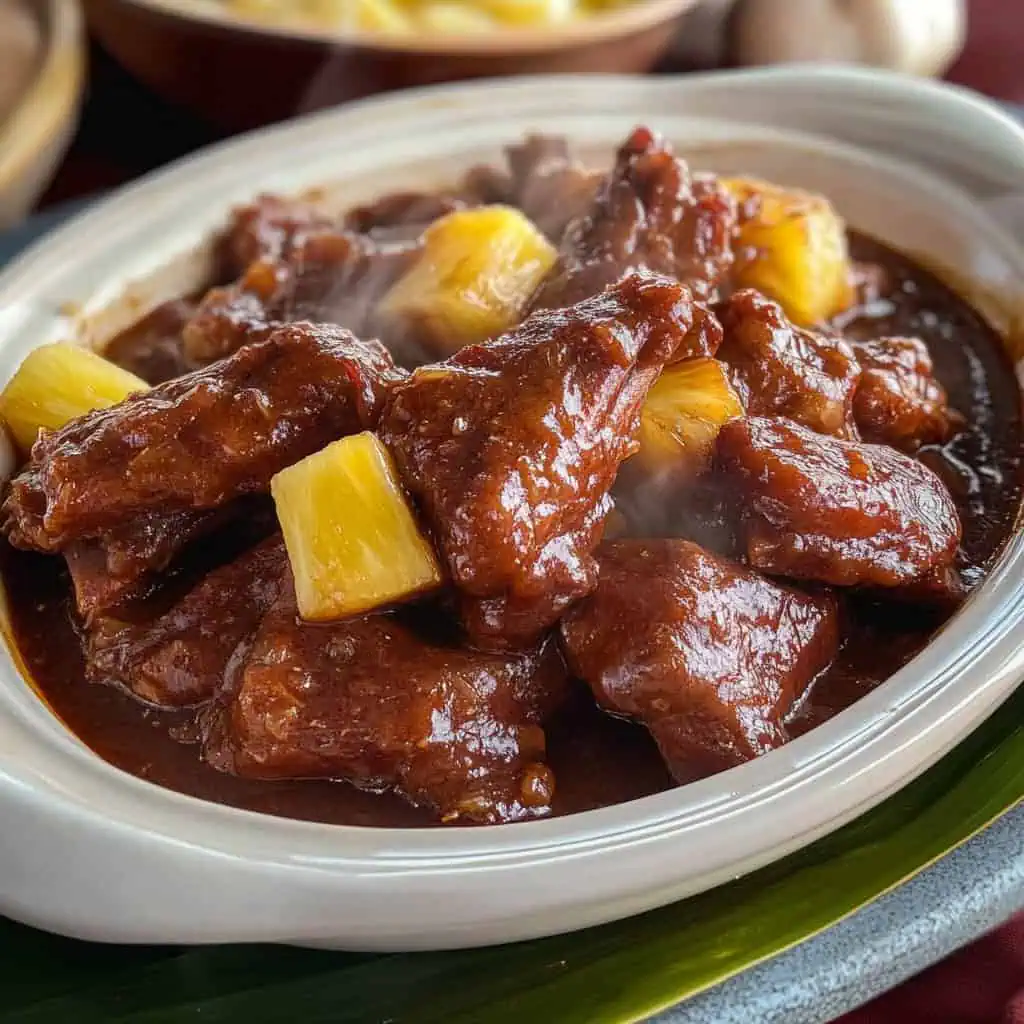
(732, 0), (966, 78)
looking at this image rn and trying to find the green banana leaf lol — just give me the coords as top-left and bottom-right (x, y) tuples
(2, 684), (1022, 1024)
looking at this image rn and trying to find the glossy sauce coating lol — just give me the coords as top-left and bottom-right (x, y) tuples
(562, 539), (838, 780)
(203, 577), (567, 824)
(383, 273), (703, 648)
(717, 289), (860, 438)
(717, 416), (962, 587)
(4, 323), (399, 551)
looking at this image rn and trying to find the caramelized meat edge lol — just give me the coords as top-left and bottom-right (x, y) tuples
(5, 323), (400, 552)
(87, 535), (288, 707)
(382, 273), (702, 649)
(717, 416), (962, 588)
(562, 539), (839, 781)
(204, 578), (568, 824)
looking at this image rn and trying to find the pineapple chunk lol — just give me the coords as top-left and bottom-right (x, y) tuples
(379, 205), (557, 355)
(0, 342), (148, 455)
(271, 431), (442, 622)
(418, 2), (495, 32)
(479, 0), (576, 25)
(638, 358), (743, 475)
(722, 176), (854, 326)
(230, 0), (413, 32)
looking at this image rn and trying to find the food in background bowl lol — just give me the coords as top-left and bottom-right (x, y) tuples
(2, 125), (1019, 829)
(84, 0), (698, 129)
(226, 0), (636, 34)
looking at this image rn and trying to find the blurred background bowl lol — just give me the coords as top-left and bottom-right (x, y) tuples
(84, 0), (699, 131)
(0, 0), (85, 230)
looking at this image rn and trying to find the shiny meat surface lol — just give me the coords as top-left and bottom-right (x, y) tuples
(851, 336), (963, 451)
(102, 298), (200, 385)
(718, 290), (862, 438)
(185, 229), (417, 363)
(717, 417), (962, 587)
(87, 536), (288, 707)
(561, 539), (838, 780)
(65, 509), (225, 619)
(5, 323), (399, 552)
(215, 194), (336, 279)
(505, 135), (603, 243)
(205, 580), (567, 823)
(382, 273), (701, 648)
(533, 127), (736, 310)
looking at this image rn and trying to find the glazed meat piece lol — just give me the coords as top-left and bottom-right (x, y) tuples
(205, 580), (567, 824)
(562, 540), (838, 780)
(102, 298), (201, 385)
(65, 509), (225, 618)
(5, 323), (399, 552)
(382, 273), (700, 648)
(533, 126), (736, 311)
(851, 336), (963, 451)
(717, 417), (962, 587)
(215, 194), (336, 279)
(718, 290), (862, 438)
(185, 229), (417, 362)
(504, 135), (603, 243)
(87, 535), (288, 707)
(64, 497), (277, 620)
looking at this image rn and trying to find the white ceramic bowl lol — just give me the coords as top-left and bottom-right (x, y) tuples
(0, 68), (1022, 952)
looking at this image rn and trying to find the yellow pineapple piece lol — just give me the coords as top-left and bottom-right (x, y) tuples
(418, 2), (495, 31)
(0, 342), (148, 455)
(230, 0), (413, 32)
(722, 176), (854, 326)
(379, 204), (557, 355)
(479, 0), (576, 25)
(638, 358), (743, 475)
(346, 0), (412, 32)
(271, 431), (442, 622)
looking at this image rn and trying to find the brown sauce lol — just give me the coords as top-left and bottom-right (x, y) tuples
(1, 233), (1020, 828)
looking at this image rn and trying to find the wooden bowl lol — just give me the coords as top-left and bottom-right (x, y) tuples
(85, 0), (698, 131)
(0, 0), (85, 229)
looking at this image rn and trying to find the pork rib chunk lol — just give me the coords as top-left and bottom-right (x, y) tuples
(185, 229), (417, 363)
(382, 273), (701, 649)
(533, 126), (736, 311)
(214, 194), (337, 280)
(851, 335), (963, 451)
(718, 290), (862, 438)
(562, 539), (838, 781)
(65, 508), (228, 618)
(4, 322), (399, 552)
(205, 580), (567, 824)
(716, 416), (962, 587)
(87, 535), (288, 707)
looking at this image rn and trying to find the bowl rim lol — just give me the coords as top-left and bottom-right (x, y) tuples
(0, 67), (1022, 946)
(114, 0), (698, 54)
(0, 0), (85, 198)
